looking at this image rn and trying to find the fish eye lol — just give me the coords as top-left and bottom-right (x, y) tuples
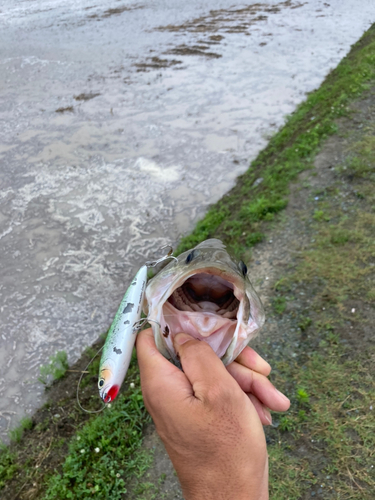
(98, 379), (104, 388)
(185, 250), (196, 264)
(239, 260), (247, 276)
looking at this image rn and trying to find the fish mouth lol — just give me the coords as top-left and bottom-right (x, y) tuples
(158, 269), (249, 359)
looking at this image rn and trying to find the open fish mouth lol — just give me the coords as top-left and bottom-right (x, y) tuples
(163, 270), (245, 358)
(144, 239), (265, 365)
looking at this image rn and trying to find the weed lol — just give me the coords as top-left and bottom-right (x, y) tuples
(8, 417), (33, 443)
(296, 388), (310, 406)
(274, 277), (293, 293)
(38, 351), (69, 385)
(279, 416), (295, 432)
(0, 444), (17, 488)
(245, 232), (264, 246)
(313, 209), (329, 222)
(272, 296), (286, 315)
(297, 410), (307, 422)
(158, 473), (167, 485)
(298, 316), (312, 331)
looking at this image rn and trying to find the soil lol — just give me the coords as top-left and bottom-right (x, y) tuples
(73, 92), (101, 101)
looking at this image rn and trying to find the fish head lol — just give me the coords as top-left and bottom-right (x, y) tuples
(144, 239), (265, 365)
(98, 360), (120, 403)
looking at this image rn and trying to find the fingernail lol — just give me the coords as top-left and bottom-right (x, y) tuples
(275, 389), (290, 403)
(263, 410), (272, 426)
(174, 333), (193, 346)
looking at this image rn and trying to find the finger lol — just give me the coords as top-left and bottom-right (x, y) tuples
(233, 346), (271, 376)
(173, 333), (235, 401)
(227, 361), (290, 412)
(248, 394), (272, 426)
(136, 328), (192, 402)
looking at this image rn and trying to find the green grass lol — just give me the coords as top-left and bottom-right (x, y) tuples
(0, 445), (17, 488)
(266, 124), (375, 498)
(272, 296), (287, 315)
(176, 25), (375, 257)
(38, 351), (69, 386)
(269, 347), (375, 499)
(8, 417), (33, 444)
(42, 359), (153, 499)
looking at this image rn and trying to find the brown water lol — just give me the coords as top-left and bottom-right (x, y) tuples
(0, 0), (373, 438)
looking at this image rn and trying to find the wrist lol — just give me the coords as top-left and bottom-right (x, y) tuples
(178, 454), (269, 500)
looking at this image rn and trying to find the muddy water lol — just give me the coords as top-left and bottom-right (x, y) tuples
(0, 0), (373, 437)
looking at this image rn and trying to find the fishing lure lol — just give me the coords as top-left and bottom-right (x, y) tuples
(97, 247), (177, 403)
(98, 265), (148, 403)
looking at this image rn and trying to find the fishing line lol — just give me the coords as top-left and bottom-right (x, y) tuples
(76, 319), (162, 413)
(76, 345), (108, 414)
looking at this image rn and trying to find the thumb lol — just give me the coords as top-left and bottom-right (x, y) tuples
(173, 333), (235, 401)
(136, 328), (190, 403)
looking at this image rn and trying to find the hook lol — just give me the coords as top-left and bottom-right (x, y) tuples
(132, 318), (161, 332)
(145, 244), (178, 268)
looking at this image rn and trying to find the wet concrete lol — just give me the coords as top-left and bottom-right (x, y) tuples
(0, 0), (373, 439)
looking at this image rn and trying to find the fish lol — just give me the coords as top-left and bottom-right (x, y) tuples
(143, 239), (265, 366)
(98, 265), (147, 403)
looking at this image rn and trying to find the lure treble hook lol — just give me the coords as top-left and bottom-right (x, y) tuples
(145, 244), (178, 268)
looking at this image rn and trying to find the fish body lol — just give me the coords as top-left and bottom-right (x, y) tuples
(143, 239), (265, 366)
(98, 265), (147, 403)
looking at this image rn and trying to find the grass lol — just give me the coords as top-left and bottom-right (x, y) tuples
(38, 351), (69, 386)
(265, 122), (375, 498)
(0, 445), (17, 488)
(8, 417), (33, 444)
(176, 24), (375, 257)
(269, 347), (375, 499)
(42, 355), (153, 499)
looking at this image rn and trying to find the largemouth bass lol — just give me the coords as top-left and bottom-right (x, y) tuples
(144, 239), (265, 366)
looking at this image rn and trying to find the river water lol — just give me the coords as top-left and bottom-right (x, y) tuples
(0, 0), (373, 438)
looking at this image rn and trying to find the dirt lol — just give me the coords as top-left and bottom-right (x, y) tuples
(168, 45), (222, 59)
(155, 2), (291, 34)
(73, 92), (101, 101)
(55, 106), (74, 113)
(87, 4), (144, 20)
(134, 57), (183, 72)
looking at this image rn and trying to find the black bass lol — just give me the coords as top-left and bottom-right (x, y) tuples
(143, 239), (265, 366)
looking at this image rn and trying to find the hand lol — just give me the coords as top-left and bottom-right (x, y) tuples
(136, 329), (270, 500)
(226, 346), (290, 426)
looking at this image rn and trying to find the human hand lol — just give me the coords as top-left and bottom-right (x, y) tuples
(136, 329), (270, 500)
(226, 346), (290, 426)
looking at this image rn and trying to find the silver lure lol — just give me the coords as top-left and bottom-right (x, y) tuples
(98, 265), (147, 403)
